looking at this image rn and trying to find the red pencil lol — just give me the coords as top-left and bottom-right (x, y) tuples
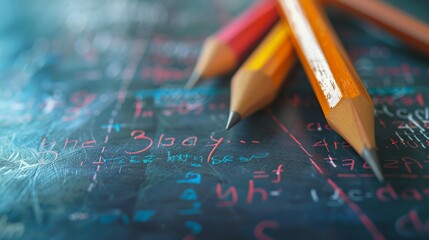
(185, 0), (278, 88)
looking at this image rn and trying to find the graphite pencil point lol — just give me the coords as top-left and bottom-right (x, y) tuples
(361, 148), (384, 182)
(226, 111), (241, 130)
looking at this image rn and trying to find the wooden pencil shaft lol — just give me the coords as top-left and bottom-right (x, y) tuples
(278, 0), (369, 113)
(230, 22), (294, 119)
(193, 0), (278, 79)
(277, 0), (376, 154)
(325, 0), (429, 56)
(242, 22), (294, 87)
(217, 0), (279, 61)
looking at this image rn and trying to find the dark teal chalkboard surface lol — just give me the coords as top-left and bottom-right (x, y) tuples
(1, 0), (429, 239)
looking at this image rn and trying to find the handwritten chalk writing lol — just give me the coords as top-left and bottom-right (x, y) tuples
(322, 184), (429, 203)
(239, 152), (270, 162)
(39, 137), (57, 151)
(125, 130), (154, 154)
(306, 122), (331, 131)
(99, 210), (130, 225)
(402, 157), (424, 173)
(322, 156), (429, 174)
(149, 37), (199, 62)
(377, 184), (429, 202)
(271, 164), (284, 183)
(5, 0), (429, 238)
(40, 137), (99, 152)
(254, 220), (279, 240)
(182, 221), (202, 240)
(206, 135), (223, 163)
(168, 152), (270, 164)
(63, 138), (78, 149)
(62, 91), (96, 121)
(396, 209), (429, 238)
(312, 140), (351, 150)
(391, 121), (429, 130)
(347, 189), (372, 202)
(376, 65), (421, 77)
(103, 156), (125, 164)
(216, 184), (238, 207)
(180, 188), (198, 201)
(141, 65), (192, 84)
(176, 172), (201, 184)
(178, 202), (202, 215)
(177, 102), (204, 115)
(168, 152), (203, 163)
(69, 209), (156, 225)
(130, 155), (154, 164)
(372, 93), (426, 107)
(211, 155), (233, 164)
(375, 105), (429, 122)
(37, 150), (59, 162)
(176, 171), (202, 216)
(157, 134), (175, 147)
(311, 188), (375, 203)
(69, 212), (89, 221)
(252, 164), (285, 184)
(342, 159), (355, 171)
(309, 189), (344, 207)
(386, 136), (429, 150)
(101, 123), (124, 132)
(253, 171), (269, 179)
(133, 210), (156, 223)
(247, 180), (268, 204)
(95, 151), (270, 167)
(216, 180), (270, 206)
(182, 136), (197, 146)
(38, 132), (262, 163)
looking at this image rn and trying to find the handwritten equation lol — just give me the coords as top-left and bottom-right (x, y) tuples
(1, 0), (429, 239)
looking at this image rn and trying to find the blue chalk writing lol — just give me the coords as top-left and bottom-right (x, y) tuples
(133, 210), (156, 223)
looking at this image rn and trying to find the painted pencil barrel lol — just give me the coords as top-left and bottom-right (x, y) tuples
(278, 0), (383, 181)
(325, 0), (429, 56)
(277, 0), (369, 116)
(229, 22), (294, 124)
(217, 0), (279, 63)
(186, 0), (278, 88)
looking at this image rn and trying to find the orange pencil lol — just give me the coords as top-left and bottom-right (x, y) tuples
(278, 0), (384, 181)
(185, 0), (278, 88)
(325, 0), (429, 56)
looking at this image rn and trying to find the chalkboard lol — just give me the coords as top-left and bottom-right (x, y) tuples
(1, 0), (429, 239)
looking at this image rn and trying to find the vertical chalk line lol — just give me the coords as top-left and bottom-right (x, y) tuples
(87, 40), (147, 192)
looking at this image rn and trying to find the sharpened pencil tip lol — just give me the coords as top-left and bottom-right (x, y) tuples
(226, 111), (241, 130)
(185, 71), (203, 89)
(361, 148), (384, 182)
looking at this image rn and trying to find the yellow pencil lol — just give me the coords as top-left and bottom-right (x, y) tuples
(278, 0), (383, 181)
(226, 22), (295, 129)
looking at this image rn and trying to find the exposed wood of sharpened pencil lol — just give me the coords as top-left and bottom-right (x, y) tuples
(227, 22), (294, 130)
(277, 0), (383, 181)
(185, 0), (278, 88)
(325, 0), (429, 56)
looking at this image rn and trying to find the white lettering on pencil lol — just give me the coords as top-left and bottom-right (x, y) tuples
(279, 0), (342, 108)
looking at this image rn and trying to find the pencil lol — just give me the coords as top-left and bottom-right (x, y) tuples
(185, 0), (278, 89)
(324, 0), (429, 56)
(226, 22), (294, 130)
(277, 0), (384, 181)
